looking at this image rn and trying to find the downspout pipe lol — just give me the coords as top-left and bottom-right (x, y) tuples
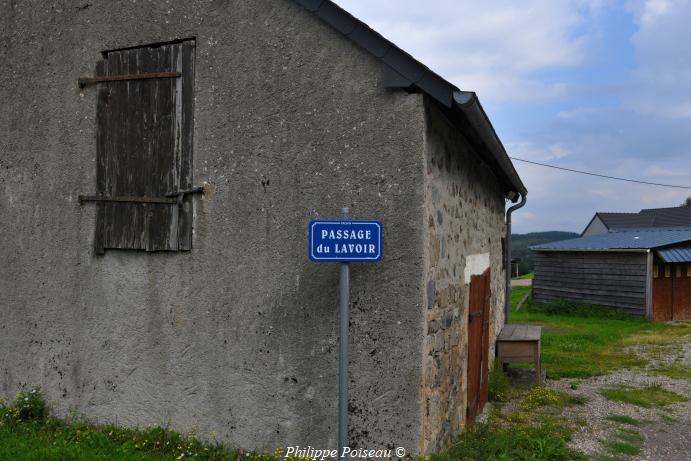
(505, 192), (527, 323)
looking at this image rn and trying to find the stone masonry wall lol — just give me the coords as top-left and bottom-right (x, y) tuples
(419, 100), (507, 453)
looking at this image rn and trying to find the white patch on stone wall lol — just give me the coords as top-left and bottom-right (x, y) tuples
(463, 252), (490, 284)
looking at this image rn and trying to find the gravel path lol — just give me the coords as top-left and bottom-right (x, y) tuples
(545, 336), (691, 460)
(510, 279), (532, 287)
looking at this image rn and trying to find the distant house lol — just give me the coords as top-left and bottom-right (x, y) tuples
(532, 228), (691, 321)
(582, 206), (691, 236)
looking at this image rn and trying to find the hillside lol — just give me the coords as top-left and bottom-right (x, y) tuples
(511, 231), (579, 275)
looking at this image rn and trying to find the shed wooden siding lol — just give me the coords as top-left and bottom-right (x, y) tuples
(533, 251), (648, 315)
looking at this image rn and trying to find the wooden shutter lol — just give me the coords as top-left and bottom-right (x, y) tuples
(93, 40), (195, 253)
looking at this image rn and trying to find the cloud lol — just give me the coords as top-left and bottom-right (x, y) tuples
(506, 142), (571, 161)
(333, 1), (691, 232)
(334, 0), (602, 102)
(624, 0), (691, 118)
(644, 165), (690, 178)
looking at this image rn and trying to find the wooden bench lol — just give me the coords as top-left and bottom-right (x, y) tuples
(496, 324), (542, 386)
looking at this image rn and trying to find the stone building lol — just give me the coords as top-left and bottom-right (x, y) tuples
(0, 0), (526, 454)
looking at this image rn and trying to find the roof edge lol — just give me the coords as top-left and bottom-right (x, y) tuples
(580, 213), (599, 236)
(532, 248), (650, 253)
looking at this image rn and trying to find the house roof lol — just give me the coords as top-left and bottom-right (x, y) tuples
(532, 228), (691, 252)
(657, 247), (691, 263)
(640, 206), (691, 227)
(597, 212), (655, 229)
(591, 207), (691, 231)
(291, 0), (527, 200)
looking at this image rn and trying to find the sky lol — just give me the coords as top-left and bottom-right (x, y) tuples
(334, 0), (691, 234)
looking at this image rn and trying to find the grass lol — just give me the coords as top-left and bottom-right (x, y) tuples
(520, 387), (586, 411)
(604, 441), (640, 456)
(431, 414), (586, 461)
(488, 363), (515, 403)
(614, 429), (643, 444)
(510, 285), (531, 311)
(0, 390), (284, 461)
(648, 362), (691, 380)
(509, 298), (691, 379)
(597, 420), (645, 460)
(2, 384), (588, 461)
(660, 414), (680, 423)
(600, 385), (688, 408)
(513, 272), (534, 280)
(605, 415), (641, 426)
(620, 327), (691, 346)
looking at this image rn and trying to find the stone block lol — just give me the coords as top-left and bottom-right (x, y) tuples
(426, 279), (435, 309)
(434, 331), (445, 352)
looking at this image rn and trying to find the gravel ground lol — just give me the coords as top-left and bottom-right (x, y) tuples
(546, 336), (691, 460)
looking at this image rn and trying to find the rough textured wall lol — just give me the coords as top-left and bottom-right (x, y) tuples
(0, 0), (426, 452)
(419, 100), (506, 452)
(533, 251), (648, 315)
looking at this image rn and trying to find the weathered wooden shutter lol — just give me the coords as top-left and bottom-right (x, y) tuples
(93, 40), (195, 253)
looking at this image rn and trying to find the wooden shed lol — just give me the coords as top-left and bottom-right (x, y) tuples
(532, 229), (691, 320)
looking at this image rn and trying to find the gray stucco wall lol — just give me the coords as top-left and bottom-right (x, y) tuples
(1, 0), (427, 452)
(419, 101), (506, 452)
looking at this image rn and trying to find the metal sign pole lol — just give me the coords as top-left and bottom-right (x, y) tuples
(338, 207), (350, 461)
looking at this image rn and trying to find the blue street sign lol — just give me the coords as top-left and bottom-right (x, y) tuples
(309, 220), (383, 262)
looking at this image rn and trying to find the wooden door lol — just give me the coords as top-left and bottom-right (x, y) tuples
(467, 268), (491, 423)
(653, 263), (691, 321)
(672, 264), (691, 320)
(653, 264), (673, 321)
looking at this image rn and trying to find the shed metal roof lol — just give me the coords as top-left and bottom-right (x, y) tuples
(657, 247), (691, 263)
(531, 228), (691, 251)
(291, 0), (527, 199)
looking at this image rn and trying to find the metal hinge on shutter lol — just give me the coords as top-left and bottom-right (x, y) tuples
(469, 311), (483, 321)
(77, 71), (181, 88)
(78, 186), (205, 206)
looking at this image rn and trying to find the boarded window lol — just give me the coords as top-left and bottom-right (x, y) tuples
(91, 40), (195, 253)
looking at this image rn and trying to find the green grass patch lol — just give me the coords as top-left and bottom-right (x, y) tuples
(431, 416), (585, 461)
(604, 441), (641, 456)
(488, 364), (516, 403)
(510, 286), (531, 310)
(510, 299), (689, 379)
(520, 387), (586, 411)
(0, 390), (279, 461)
(514, 272), (534, 280)
(601, 385), (688, 408)
(605, 415), (641, 426)
(620, 324), (691, 346)
(1, 386), (586, 461)
(660, 414), (680, 423)
(614, 429), (643, 444)
(648, 362), (691, 380)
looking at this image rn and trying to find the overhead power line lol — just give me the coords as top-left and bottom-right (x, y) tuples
(510, 157), (691, 190)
